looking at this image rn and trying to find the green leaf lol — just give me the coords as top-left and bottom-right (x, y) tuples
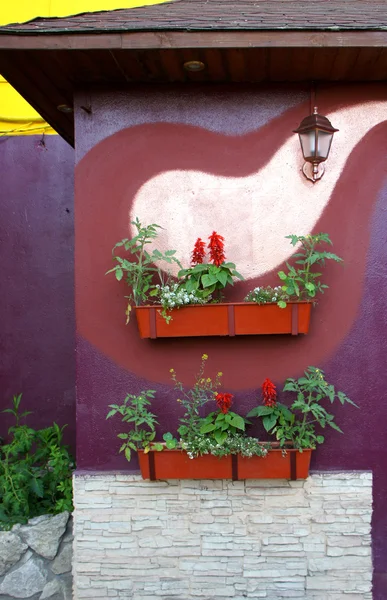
(153, 443), (164, 451)
(216, 270), (228, 287)
(165, 439), (177, 449)
(229, 415), (245, 431)
(278, 271), (287, 281)
(124, 447), (132, 462)
(263, 414), (277, 432)
(327, 421), (344, 434)
(163, 432), (173, 441)
(106, 409), (117, 419)
(30, 477), (44, 498)
(115, 268), (123, 281)
(202, 274), (218, 288)
(277, 300), (287, 309)
(214, 430), (227, 444)
(200, 422), (216, 434)
(117, 433), (128, 439)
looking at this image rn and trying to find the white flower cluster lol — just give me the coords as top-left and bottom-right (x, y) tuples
(181, 434), (270, 459)
(245, 285), (288, 304)
(157, 283), (208, 310)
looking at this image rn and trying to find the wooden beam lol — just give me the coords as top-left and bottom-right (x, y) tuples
(1, 30), (387, 51)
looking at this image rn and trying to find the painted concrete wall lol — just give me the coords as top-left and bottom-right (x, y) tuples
(74, 83), (387, 598)
(0, 135), (76, 451)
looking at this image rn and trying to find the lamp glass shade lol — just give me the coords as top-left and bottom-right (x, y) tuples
(298, 129), (334, 163)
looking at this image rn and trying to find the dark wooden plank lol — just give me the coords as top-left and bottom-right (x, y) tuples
(204, 48), (227, 82)
(268, 48), (293, 81)
(226, 48), (247, 82)
(368, 48), (387, 80)
(347, 47), (383, 81)
(158, 49), (186, 82)
(137, 49), (164, 81)
(245, 47), (268, 82)
(329, 47), (361, 80)
(311, 47), (339, 80)
(281, 48), (314, 82)
(2, 30), (387, 51)
(110, 49), (149, 81)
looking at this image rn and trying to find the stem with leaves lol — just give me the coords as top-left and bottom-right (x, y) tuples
(277, 233), (343, 307)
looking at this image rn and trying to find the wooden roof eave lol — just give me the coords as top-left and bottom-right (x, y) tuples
(2, 29), (387, 50)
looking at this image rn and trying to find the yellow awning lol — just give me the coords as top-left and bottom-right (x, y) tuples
(0, 1), (170, 26)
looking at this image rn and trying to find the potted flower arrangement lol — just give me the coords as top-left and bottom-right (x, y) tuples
(108, 220), (342, 338)
(106, 356), (356, 481)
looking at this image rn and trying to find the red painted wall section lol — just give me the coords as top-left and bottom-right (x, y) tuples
(0, 135), (76, 451)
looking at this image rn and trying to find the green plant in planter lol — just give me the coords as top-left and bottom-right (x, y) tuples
(0, 394), (74, 530)
(277, 233), (343, 307)
(178, 232), (244, 301)
(248, 368), (357, 450)
(199, 393), (246, 444)
(106, 390), (160, 460)
(171, 354), (223, 443)
(107, 218), (182, 321)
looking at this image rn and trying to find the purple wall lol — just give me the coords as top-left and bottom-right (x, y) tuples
(74, 84), (387, 598)
(0, 135), (76, 451)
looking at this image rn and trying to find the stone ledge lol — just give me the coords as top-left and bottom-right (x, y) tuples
(73, 471), (373, 599)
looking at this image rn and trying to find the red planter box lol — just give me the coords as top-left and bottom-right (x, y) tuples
(135, 302), (312, 339)
(138, 448), (312, 481)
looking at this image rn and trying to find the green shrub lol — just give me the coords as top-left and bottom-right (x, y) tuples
(0, 394), (75, 530)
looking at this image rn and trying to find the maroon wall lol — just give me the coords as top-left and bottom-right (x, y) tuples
(74, 84), (387, 598)
(0, 135), (76, 451)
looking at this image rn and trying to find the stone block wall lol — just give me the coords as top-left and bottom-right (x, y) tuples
(0, 512), (72, 600)
(73, 472), (373, 600)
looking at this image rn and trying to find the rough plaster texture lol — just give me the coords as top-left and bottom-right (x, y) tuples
(0, 135), (76, 453)
(0, 513), (73, 600)
(73, 472), (372, 600)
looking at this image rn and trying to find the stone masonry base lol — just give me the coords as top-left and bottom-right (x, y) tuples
(73, 472), (372, 600)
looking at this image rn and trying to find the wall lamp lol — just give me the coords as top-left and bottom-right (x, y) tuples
(294, 107), (338, 183)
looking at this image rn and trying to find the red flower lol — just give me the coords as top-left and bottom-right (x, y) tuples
(191, 238), (206, 265)
(262, 378), (277, 407)
(216, 392), (233, 414)
(208, 232), (226, 267)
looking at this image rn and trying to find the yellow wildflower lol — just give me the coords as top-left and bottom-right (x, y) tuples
(202, 354), (208, 360)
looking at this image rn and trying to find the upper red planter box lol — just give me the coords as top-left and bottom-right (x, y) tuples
(135, 302), (312, 339)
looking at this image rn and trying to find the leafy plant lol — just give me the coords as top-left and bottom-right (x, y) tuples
(277, 233), (343, 307)
(178, 232), (243, 301)
(249, 368), (357, 450)
(171, 354), (222, 442)
(0, 394), (74, 530)
(247, 378), (292, 433)
(199, 393), (247, 445)
(106, 390), (159, 461)
(107, 218), (182, 318)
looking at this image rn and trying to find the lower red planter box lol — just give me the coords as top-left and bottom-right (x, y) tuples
(135, 302), (312, 339)
(138, 448), (312, 481)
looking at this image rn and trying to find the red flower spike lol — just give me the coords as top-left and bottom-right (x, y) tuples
(208, 231), (226, 267)
(216, 392), (234, 414)
(191, 238), (206, 265)
(262, 378), (277, 407)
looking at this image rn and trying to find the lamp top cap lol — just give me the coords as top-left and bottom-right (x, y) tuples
(293, 109), (339, 135)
